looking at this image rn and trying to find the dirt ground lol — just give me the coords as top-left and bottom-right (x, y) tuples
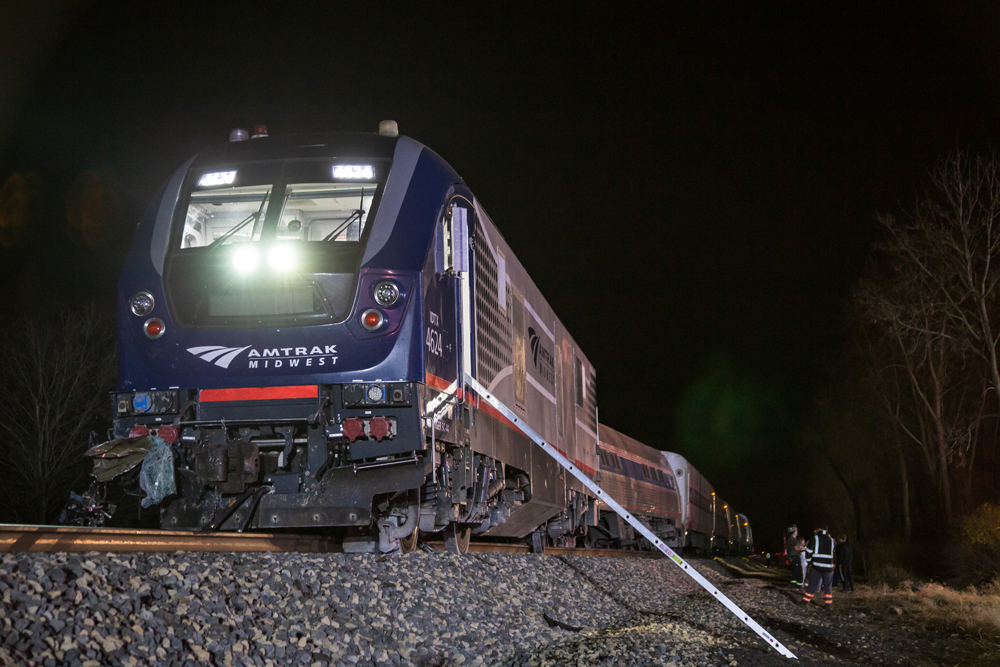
(707, 558), (999, 666)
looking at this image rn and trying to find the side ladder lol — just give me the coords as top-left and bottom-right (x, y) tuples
(464, 374), (797, 660)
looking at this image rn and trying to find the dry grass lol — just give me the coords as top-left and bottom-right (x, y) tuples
(852, 578), (1000, 644)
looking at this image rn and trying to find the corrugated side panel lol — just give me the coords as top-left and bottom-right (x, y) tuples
(473, 213), (512, 390)
(687, 465), (715, 535)
(598, 424), (681, 519)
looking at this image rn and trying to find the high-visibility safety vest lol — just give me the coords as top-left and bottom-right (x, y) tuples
(806, 531), (835, 570)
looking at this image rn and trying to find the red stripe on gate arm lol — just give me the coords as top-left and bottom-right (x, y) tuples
(200, 385), (319, 402)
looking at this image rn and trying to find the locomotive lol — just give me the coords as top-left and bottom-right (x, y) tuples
(94, 122), (752, 555)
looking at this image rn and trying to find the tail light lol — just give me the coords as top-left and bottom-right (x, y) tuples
(144, 318), (166, 339)
(361, 308), (384, 331)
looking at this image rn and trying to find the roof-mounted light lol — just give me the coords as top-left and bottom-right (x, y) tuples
(198, 171), (237, 187)
(378, 120), (398, 137)
(251, 124), (268, 138)
(229, 128), (248, 142)
(333, 165), (374, 180)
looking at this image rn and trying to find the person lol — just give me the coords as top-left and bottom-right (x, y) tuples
(798, 536), (808, 589)
(832, 535), (840, 587)
(801, 524), (836, 609)
(836, 533), (854, 592)
(785, 525), (803, 586)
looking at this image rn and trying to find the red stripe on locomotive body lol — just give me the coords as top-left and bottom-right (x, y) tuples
(199, 385), (319, 402)
(424, 372), (464, 399)
(424, 372), (598, 478)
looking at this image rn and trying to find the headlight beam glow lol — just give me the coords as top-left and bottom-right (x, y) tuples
(232, 246), (259, 272)
(267, 246), (296, 271)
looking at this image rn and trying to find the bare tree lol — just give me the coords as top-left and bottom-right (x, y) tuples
(858, 266), (990, 527)
(881, 151), (1000, 399)
(849, 315), (914, 540)
(853, 150), (1000, 528)
(0, 306), (115, 523)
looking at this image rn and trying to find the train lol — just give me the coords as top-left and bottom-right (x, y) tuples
(84, 121), (753, 556)
(593, 425), (752, 555)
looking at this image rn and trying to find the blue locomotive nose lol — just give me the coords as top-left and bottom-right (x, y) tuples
(110, 129), (451, 544)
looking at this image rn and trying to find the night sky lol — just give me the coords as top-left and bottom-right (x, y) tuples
(4, 2), (1000, 545)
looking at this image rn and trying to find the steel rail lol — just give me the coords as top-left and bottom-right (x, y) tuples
(1, 524), (668, 559)
(421, 542), (664, 558)
(0, 524), (337, 554)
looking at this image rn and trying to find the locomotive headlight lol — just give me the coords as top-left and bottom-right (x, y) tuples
(361, 308), (384, 331)
(232, 246), (259, 272)
(267, 245), (296, 271)
(129, 291), (155, 317)
(373, 280), (399, 307)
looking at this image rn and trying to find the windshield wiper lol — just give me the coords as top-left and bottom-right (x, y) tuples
(323, 188), (365, 242)
(208, 189), (270, 250)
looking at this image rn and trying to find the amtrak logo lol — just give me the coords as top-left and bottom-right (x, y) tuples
(187, 344), (339, 370)
(528, 327), (541, 367)
(187, 345), (252, 369)
(526, 327), (555, 384)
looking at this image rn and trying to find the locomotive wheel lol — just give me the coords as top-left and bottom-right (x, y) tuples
(444, 522), (471, 554)
(399, 527), (419, 554)
(398, 488), (421, 554)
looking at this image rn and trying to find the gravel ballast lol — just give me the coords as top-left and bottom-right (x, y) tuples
(0, 549), (912, 667)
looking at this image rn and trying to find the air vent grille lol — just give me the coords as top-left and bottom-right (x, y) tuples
(473, 219), (511, 388)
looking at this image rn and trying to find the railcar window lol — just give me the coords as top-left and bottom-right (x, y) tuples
(180, 185), (271, 248)
(276, 183), (374, 242)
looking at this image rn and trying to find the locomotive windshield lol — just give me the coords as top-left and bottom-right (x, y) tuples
(164, 158), (389, 327)
(180, 182), (376, 248)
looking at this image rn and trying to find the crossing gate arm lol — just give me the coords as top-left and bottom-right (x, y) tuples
(463, 374), (797, 660)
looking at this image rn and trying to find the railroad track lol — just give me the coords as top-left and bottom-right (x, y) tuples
(0, 524), (662, 558)
(421, 542), (663, 559)
(0, 524), (338, 554)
